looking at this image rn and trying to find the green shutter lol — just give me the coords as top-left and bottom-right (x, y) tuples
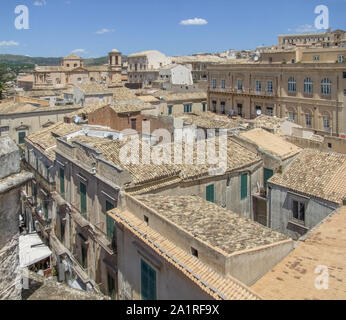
(264, 168), (274, 188)
(80, 182), (87, 214)
(106, 201), (115, 239)
(141, 260), (157, 300)
(241, 173), (248, 199)
(18, 132), (26, 144)
(206, 184), (215, 203)
(59, 168), (65, 197)
(168, 106), (172, 115)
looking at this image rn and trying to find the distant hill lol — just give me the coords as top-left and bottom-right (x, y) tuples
(0, 54), (124, 66)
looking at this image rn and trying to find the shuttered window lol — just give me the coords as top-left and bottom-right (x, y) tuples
(141, 260), (157, 300)
(80, 182), (87, 214)
(59, 168), (65, 198)
(18, 132), (26, 144)
(241, 173), (248, 199)
(264, 168), (274, 189)
(206, 184), (215, 203)
(106, 201), (115, 239)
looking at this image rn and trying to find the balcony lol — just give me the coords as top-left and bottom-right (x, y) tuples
(208, 87), (277, 97)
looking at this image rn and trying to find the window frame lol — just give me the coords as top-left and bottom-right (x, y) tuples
(140, 259), (157, 301)
(304, 77), (313, 94)
(288, 77), (296, 93)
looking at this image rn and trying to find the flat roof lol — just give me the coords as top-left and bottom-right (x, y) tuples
(252, 206), (346, 300)
(135, 195), (288, 255)
(239, 128), (302, 160)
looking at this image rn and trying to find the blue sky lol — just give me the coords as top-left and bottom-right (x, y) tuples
(0, 0), (345, 58)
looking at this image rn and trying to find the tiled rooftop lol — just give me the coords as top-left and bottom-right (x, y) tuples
(110, 101), (154, 114)
(154, 91), (207, 102)
(70, 134), (261, 189)
(108, 207), (262, 300)
(239, 128), (302, 159)
(178, 112), (245, 129)
(252, 206), (346, 300)
(0, 101), (81, 115)
(269, 149), (346, 204)
(113, 86), (138, 102)
(26, 122), (81, 160)
(74, 83), (113, 95)
(135, 195), (288, 255)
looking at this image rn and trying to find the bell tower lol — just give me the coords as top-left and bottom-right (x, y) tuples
(108, 49), (122, 87)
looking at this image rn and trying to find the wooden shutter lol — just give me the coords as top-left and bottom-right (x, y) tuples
(141, 260), (157, 300)
(241, 173), (248, 199)
(106, 201), (115, 239)
(80, 182), (87, 214)
(264, 168), (274, 188)
(206, 184), (215, 203)
(59, 168), (65, 196)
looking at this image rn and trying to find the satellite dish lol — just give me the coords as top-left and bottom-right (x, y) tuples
(256, 109), (262, 116)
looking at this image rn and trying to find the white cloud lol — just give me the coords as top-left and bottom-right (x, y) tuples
(72, 49), (87, 54)
(0, 41), (20, 47)
(180, 18), (208, 26)
(33, 0), (47, 6)
(95, 28), (115, 35)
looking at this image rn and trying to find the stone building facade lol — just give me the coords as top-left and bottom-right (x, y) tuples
(0, 137), (33, 300)
(33, 50), (122, 90)
(208, 62), (346, 137)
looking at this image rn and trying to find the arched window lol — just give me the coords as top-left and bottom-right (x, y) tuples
(304, 77), (313, 94)
(321, 78), (331, 95)
(288, 77), (296, 92)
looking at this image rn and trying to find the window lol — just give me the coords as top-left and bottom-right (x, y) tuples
(267, 81), (273, 93)
(314, 56), (320, 61)
(304, 77), (313, 94)
(237, 79), (243, 91)
(66, 64), (70, 67)
(80, 182), (87, 214)
(241, 173), (248, 199)
(131, 119), (137, 130)
(18, 131), (26, 144)
(206, 184), (215, 203)
(289, 112), (295, 122)
(212, 78), (217, 89)
(184, 104), (192, 113)
(256, 80), (261, 93)
(288, 77), (296, 92)
(43, 200), (49, 220)
(343, 72), (346, 79)
(237, 104), (243, 116)
(168, 105), (173, 115)
(141, 260), (157, 300)
(105, 201), (115, 239)
(338, 56), (344, 63)
(212, 101), (217, 113)
(263, 168), (274, 189)
(202, 103), (206, 112)
(323, 116), (330, 131)
(269, 57), (273, 63)
(144, 215), (149, 224)
(305, 114), (312, 128)
(291, 59), (295, 64)
(344, 89), (346, 96)
(328, 143), (332, 149)
(292, 200), (305, 222)
(267, 107), (273, 116)
(321, 78), (331, 95)
(220, 102), (225, 114)
(221, 79), (226, 89)
(74, 64), (77, 67)
(59, 168), (65, 198)
(191, 247), (198, 258)
(99, 96), (103, 102)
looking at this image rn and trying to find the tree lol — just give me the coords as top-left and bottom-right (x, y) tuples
(0, 64), (14, 100)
